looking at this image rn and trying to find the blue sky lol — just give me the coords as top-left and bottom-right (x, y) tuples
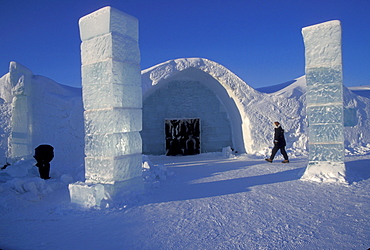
(1, 0), (369, 88)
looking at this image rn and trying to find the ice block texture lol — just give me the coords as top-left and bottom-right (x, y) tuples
(85, 108), (142, 135)
(85, 132), (142, 157)
(308, 143), (344, 162)
(10, 63), (33, 161)
(301, 20), (342, 68)
(79, 6), (138, 42)
(82, 83), (142, 110)
(305, 68), (343, 105)
(301, 20), (346, 183)
(81, 33), (140, 65)
(70, 7), (143, 207)
(85, 154), (142, 184)
(69, 182), (105, 207)
(82, 60), (141, 86)
(79, 6), (142, 182)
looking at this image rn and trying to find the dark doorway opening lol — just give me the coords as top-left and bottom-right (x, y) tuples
(165, 118), (200, 156)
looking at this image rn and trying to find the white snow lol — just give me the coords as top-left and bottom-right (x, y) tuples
(0, 59), (370, 248)
(1, 153), (369, 249)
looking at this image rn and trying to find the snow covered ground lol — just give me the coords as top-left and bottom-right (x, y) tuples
(1, 152), (369, 249)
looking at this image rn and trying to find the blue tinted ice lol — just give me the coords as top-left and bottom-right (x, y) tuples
(301, 20), (346, 182)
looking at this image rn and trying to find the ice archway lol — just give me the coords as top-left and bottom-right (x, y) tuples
(141, 58), (260, 155)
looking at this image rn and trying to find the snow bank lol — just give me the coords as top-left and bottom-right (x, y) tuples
(142, 155), (174, 188)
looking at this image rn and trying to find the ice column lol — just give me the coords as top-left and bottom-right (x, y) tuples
(301, 20), (346, 183)
(69, 6), (143, 207)
(9, 62), (34, 162)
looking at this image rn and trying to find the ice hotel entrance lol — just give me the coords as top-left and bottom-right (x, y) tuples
(165, 118), (200, 156)
(141, 64), (246, 155)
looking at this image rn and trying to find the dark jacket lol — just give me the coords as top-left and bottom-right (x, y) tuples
(34, 144), (54, 163)
(274, 126), (286, 147)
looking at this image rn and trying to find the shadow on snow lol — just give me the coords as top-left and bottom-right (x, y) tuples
(146, 156), (305, 204)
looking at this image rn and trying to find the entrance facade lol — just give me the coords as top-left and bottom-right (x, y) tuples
(165, 118), (200, 156)
(141, 66), (246, 155)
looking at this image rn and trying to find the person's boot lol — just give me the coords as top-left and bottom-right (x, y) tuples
(282, 160), (289, 163)
(265, 158), (273, 163)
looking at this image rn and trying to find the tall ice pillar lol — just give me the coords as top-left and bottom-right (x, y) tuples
(301, 20), (346, 183)
(9, 62), (34, 162)
(69, 6), (143, 207)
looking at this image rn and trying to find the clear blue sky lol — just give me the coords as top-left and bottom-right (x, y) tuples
(1, 0), (369, 88)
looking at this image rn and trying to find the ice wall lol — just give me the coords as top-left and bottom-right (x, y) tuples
(0, 61), (85, 174)
(301, 20), (346, 183)
(142, 77), (233, 155)
(69, 6), (143, 207)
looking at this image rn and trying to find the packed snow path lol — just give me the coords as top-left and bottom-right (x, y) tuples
(1, 154), (369, 249)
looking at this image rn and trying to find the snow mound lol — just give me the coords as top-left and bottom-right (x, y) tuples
(142, 155), (174, 188)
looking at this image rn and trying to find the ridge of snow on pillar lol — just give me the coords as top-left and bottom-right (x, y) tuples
(301, 20), (346, 183)
(69, 6), (143, 207)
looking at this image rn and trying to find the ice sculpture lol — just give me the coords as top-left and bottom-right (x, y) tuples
(301, 20), (346, 183)
(69, 6), (143, 207)
(9, 62), (34, 162)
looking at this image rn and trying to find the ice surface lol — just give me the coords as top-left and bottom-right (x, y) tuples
(7, 62), (34, 161)
(82, 84), (142, 110)
(79, 6), (138, 42)
(9, 61), (32, 93)
(11, 96), (30, 138)
(85, 132), (142, 158)
(77, 6), (143, 192)
(307, 105), (343, 124)
(344, 107), (358, 127)
(68, 182), (105, 207)
(308, 143), (345, 162)
(306, 67), (343, 105)
(81, 33), (140, 65)
(308, 124), (344, 144)
(82, 60), (141, 86)
(302, 20), (345, 182)
(85, 108), (142, 135)
(301, 20), (342, 68)
(85, 154), (142, 183)
(11, 96), (32, 161)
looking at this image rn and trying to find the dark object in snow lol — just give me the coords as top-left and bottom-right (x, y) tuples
(1, 162), (10, 170)
(165, 119), (200, 156)
(34, 144), (54, 179)
(266, 122), (289, 163)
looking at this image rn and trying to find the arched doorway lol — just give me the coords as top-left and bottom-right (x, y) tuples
(141, 67), (245, 155)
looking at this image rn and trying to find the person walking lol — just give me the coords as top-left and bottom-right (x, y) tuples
(265, 122), (289, 163)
